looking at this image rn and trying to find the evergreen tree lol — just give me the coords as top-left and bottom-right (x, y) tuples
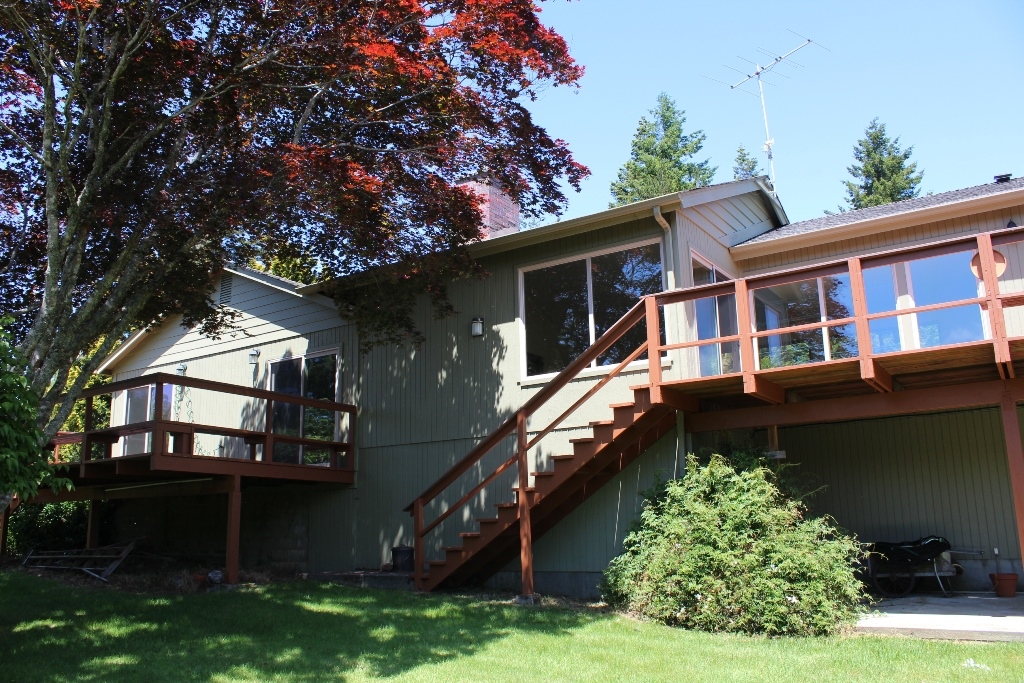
(842, 119), (923, 209)
(610, 93), (715, 206)
(733, 145), (761, 180)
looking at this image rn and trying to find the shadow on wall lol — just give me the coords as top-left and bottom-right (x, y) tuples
(0, 573), (604, 682)
(363, 286), (516, 564)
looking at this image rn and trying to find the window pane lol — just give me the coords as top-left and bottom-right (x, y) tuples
(823, 274), (854, 321)
(826, 324), (859, 359)
(917, 304), (985, 347)
(270, 358), (302, 463)
(592, 244), (663, 365)
(869, 317), (902, 354)
(304, 355), (337, 443)
(124, 387), (150, 456)
(863, 265), (897, 314)
(753, 278), (821, 331)
(692, 259), (713, 286)
(909, 251), (978, 306)
(757, 330), (826, 368)
(524, 260), (589, 376)
(695, 294), (738, 377)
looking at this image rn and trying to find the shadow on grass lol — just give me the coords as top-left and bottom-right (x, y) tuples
(0, 571), (605, 682)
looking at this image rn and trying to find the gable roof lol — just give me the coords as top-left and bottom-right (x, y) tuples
(96, 265), (334, 374)
(732, 177), (1024, 259)
(296, 177), (786, 294)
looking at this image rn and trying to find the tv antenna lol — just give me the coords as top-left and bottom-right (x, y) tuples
(722, 35), (822, 190)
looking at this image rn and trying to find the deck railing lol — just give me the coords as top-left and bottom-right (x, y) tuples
(56, 373), (357, 471)
(406, 224), (1024, 592)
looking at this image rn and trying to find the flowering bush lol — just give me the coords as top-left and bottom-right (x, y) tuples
(602, 455), (864, 636)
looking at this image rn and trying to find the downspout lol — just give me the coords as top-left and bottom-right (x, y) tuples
(653, 206), (676, 290)
(653, 206), (686, 470)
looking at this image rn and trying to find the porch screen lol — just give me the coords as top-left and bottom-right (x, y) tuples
(523, 243), (662, 376)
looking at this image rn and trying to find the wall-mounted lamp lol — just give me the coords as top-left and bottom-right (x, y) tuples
(470, 317), (484, 337)
(248, 348), (261, 365)
(176, 363), (187, 376)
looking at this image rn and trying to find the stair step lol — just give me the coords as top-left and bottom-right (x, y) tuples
(569, 437), (595, 444)
(477, 517), (499, 525)
(551, 454), (575, 461)
(530, 471), (554, 477)
(443, 546), (463, 553)
(589, 420), (614, 427)
(428, 560), (447, 567)
(629, 384), (651, 392)
(459, 532), (481, 539)
(495, 503), (518, 509)
(609, 402), (636, 409)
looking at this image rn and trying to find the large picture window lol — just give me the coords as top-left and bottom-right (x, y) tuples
(521, 242), (663, 377)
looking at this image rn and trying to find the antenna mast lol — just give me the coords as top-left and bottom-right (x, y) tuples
(729, 38), (814, 189)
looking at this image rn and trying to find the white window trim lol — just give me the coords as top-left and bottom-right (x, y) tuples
(517, 237), (667, 382)
(689, 249), (736, 284)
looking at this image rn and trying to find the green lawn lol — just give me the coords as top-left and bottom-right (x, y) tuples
(2, 571), (1023, 683)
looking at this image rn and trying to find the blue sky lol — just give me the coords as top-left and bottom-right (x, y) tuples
(525, 0), (1024, 224)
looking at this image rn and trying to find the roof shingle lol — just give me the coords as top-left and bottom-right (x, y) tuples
(739, 177), (1024, 246)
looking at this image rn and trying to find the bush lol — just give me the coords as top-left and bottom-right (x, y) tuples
(7, 502), (90, 555)
(602, 455), (864, 636)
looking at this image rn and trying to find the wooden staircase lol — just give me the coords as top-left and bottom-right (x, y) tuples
(407, 296), (683, 593)
(420, 388), (676, 591)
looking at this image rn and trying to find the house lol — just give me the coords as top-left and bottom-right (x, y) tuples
(7, 174), (1024, 597)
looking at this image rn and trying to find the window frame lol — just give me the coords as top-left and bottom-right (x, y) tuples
(517, 237), (666, 382)
(689, 249), (735, 285)
(265, 349), (342, 460)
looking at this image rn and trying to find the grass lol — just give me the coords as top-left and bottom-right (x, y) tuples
(2, 571), (1023, 683)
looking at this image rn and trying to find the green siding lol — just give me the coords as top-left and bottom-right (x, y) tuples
(771, 408), (1020, 560)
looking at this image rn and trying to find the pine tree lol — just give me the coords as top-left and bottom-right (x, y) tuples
(733, 145), (761, 180)
(843, 119), (923, 209)
(610, 93), (716, 206)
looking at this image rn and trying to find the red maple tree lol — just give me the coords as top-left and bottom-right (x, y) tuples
(0, 0), (587, 438)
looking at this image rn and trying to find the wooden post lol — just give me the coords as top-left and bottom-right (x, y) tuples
(999, 391), (1024, 565)
(225, 475), (241, 584)
(767, 425), (779, 452)
(735, 279), (755, 373)
(977, 233), (1013, 377)
(153, 382), (165, 456)
(86, 501), (100, 550)
(645, 296), (662, 404)
(516, 410), (535, 598)
(264, 399), (274, 462)
(413, 499), (424, 590)
(82, 396), (94, 464)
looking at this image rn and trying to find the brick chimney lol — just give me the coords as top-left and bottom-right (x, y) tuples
(458, 178), (520, 239)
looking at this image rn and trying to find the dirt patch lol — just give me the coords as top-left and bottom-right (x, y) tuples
(1, 552), (298, 594)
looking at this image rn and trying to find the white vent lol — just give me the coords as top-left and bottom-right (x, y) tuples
(219, 274), (233, 305)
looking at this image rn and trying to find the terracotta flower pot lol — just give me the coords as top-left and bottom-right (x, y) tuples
(989, 572), (1018, 598)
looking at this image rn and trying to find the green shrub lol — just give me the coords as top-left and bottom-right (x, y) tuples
(603, 455), (865, 636)
(6, 502), (91, 555)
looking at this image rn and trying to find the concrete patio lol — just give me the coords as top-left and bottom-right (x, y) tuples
(857, 593), (1024, 641)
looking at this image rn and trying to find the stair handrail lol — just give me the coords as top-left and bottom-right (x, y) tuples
(407, 295), (655, 589)
(405, 297), (650, 515)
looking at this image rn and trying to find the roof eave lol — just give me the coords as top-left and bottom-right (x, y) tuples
(297, 180), (782, 295)
(730, 187), (1024, 260)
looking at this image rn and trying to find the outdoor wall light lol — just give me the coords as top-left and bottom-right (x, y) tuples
(248, 348), (261, 365)
(176, 363), (187, 376)
(470, 317), (484, 337)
